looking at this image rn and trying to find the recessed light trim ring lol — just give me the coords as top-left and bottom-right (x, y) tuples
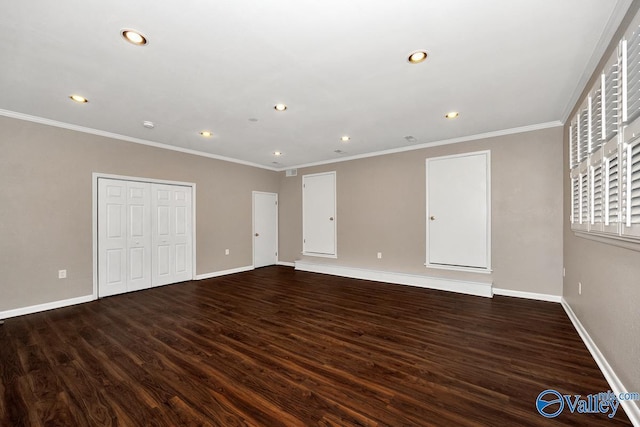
(69, 94), (88, 103)
(407, 50), (428, 64)
(121, 29), (148, 46)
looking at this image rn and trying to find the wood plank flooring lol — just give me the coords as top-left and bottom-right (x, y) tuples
(0, 266), (632, 426)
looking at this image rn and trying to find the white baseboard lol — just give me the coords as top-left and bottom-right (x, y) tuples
(561, 298), (640, 426)
(195, 265), (254, 280)
(493, 288), (562, 303)
(0, 294), (95, 320)
(277, 261), (295, 267)
(294, 261), (493, 297)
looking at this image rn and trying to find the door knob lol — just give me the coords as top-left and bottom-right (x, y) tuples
(329, 217), (334, 221)
(430, 216), (436, 221)
(255, 233), (259, 237)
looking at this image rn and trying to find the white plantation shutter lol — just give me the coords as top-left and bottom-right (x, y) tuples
(590, 88), (604, 153)
(578, 107), (590, 162)
(570, 121), (579, 169)
(569, 17), (640, 246)
(571, 176), (580, 227)
(590, 158), (604, 232)
(580, 171), (589, 225)
(603, 60), (620, 141)
(603, 143), (621, 233)
(623, 28), (640, 123)
(622, 138), (640, 236)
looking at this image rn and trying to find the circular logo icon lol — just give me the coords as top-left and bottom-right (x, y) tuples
(536, 390), (564, 418)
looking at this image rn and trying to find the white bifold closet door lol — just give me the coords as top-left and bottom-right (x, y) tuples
(152, 184), (193, 286)
(98, 178), (192, 297)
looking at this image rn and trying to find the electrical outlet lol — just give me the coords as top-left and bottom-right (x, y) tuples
(377, 252), (382, 259)
(58, 270), (67, 279)
(225, 249), (230, 255)
(578, 282), (582, 295)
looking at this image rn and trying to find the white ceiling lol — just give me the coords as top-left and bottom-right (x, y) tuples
(0, 0), (631, 169)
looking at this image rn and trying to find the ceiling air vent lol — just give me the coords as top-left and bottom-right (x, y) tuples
(286, 169), (297, 177)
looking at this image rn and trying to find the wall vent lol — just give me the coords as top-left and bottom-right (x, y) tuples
(286, 168), (298, 177)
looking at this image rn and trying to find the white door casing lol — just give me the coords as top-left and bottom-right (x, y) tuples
(302, 172), (337, 257)
(253, 191), (278, 268)
(426, 151), (491, 271)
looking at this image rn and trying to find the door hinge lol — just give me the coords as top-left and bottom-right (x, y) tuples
(275, 252), (278, 256)
(275, 201), (277, 205)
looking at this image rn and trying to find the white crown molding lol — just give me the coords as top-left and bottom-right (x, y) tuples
(0, 109), (278, 172)
(280, 121), (562, 171)
(0, 294), (94, 320)
(560, 0), (634, 124)
(294, 261), (493, 298)
(561, 298), (640, 425)
(2, 108), (563, 173)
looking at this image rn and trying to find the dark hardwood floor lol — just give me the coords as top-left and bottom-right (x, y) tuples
(0, 266), (632, 426)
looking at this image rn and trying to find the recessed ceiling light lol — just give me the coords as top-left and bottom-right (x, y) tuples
(142, 121), (155, 129)
(274, 103), (287, 111)
(121, 29), (148, 46)
(445, 111), (459, 119)
(200, 130), (213, 137)
(407, 50), (428, 64)
(340, 136), (350, 142)
(69, 94), (88, 103)
(274, 151), (282, 156)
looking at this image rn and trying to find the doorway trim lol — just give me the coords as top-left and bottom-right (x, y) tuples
(252, 191), (279, 268)
(92, 172), (197, 299)
(425, 151), (491, 273)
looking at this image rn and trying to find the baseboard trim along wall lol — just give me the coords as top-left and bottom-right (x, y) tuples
(277, 261), (295, 267)
(561, 298), (640, 425)
(0, 294), (95, 320)
(195, 265), (254, 280)
(294, 261), (493, 297)
(492, 288), (562, 303)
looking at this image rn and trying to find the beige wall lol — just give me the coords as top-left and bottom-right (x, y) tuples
(0, 116), (279, 312)
(562, 3), (640, 404)
(279, 126), (564, 295)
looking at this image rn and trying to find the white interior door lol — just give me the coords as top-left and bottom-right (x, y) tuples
(303, 172), (336, 256)
(126, 182), (152, 292)
(151, 184), (193, 286)
(253, 192), (278, 268)
(98, 179), (128, 297)
(426, 151), (490, 270)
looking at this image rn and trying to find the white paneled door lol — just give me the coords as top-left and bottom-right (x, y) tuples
(125, 181), (152, 292)
(98, 179), (128, 297)
(151, 184), (193, 286)
(426, 151), (490, 270)
(253, 192), (278, 268)
(98, 178), (193, 297)
(303, 172), (336, 257)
